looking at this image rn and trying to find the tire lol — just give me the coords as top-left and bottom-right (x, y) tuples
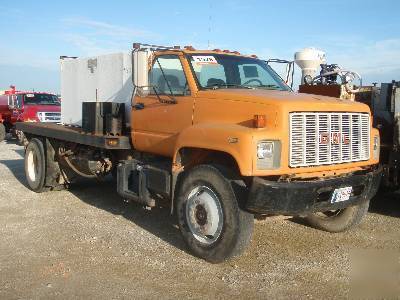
(305, 200), (370, 233)
(176, 164), (254, 263)
(16, 130), (26, 146)
(25, 138), (46, 192)
(0, 123), (5, 142)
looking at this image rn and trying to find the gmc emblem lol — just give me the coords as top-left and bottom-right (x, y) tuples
(319, 133), (350, 145)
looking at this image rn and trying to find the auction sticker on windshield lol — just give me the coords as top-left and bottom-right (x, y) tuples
(192, 56), (218, 65)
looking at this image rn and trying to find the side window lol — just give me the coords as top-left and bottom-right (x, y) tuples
(16, 95), (23, 108)
(8, 95), (16, 107)
(150, 55), (189, 96)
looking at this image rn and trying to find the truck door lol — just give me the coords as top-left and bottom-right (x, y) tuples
(13, 94), (23, 122)
(7, 95), (16, 108)
(132, 54), (194, 156)
(8, 95), (18, 122)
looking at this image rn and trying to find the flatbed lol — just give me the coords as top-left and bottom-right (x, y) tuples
(16, 122), (132, 150)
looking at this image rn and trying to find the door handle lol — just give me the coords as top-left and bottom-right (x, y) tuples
(134, 103), (145, 110)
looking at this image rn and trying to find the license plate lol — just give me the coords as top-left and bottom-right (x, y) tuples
(330, 186), (353, 203)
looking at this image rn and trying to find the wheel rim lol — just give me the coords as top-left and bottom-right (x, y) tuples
(185, 186), (223, 245)
(27, 150), (38, 182)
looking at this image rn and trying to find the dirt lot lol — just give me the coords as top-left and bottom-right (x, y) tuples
(0, 140), (399, 299)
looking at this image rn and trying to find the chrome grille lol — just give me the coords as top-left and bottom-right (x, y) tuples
(42, 112), (61, 123)
(289, 112), (370, 167)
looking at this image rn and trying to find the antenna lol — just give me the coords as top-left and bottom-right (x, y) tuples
(207, 1), (212, 49)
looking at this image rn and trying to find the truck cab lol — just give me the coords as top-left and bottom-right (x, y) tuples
(11, 92), (61, 123)
(17, 44), (382, 263)
(0, 90), (61, 143)
(129, 46), (381, 260)
(132, 47), (380, 178)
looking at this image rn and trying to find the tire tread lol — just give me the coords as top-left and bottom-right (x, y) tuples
(305, 201), (370, 232)
(176, 164), (254, 263)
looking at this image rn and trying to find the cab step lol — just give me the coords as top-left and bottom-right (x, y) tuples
(117, 160), (171, 207)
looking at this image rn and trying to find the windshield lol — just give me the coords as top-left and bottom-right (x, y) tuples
(189, 54), (290, 91)
(24, 93), (60, 106)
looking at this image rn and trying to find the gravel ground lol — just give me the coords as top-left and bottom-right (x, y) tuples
(0, 140), (399, 299)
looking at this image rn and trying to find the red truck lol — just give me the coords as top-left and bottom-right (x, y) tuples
(0, 86), (61, 143)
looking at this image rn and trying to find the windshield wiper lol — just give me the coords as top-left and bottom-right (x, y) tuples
(204, 83), (254, 90)
(155, 58), (177, 104)
(257, 84), (281, 90)
(204, 83), (283, 90)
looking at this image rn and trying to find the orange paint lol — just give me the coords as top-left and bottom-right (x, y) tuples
(131, 49), (379, 177)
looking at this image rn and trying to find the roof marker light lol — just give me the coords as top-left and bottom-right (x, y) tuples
(184, 45), (196, 51)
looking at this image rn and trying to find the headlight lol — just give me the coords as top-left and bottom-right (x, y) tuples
(257, 141), (274, 159)
(256, 141), (281, 170)
(36, 112), (45, 122)
(373, 135), (380, 160)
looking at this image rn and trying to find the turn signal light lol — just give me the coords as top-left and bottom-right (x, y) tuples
(253, 115), (266, 128)
(106, 138), (119, 147)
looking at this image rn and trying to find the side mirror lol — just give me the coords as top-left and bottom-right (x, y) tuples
(131, 50), (150, 105)
(133, 50), (149, 89)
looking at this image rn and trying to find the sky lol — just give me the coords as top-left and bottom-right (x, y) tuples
(0, 0), (399, 93)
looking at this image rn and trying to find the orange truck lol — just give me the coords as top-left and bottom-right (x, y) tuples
(17, 43), (381, 263)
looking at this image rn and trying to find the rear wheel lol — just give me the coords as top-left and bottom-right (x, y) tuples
(176, 164), (254, 263)
(25, 138), (46, 192)
(305, 201), (370, 232)
(0, 123), (5, 142)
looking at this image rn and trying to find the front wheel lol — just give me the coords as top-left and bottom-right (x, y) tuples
(304, 201), (370, 232)
(0, 123), (5, 142)
(176, 165), (254, 263)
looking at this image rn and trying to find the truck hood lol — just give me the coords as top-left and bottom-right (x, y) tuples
(21, 105), (61, 122)
(193, 88), (371, 131)
(196, 89), (370, 113)
(24, 104), (61, 113)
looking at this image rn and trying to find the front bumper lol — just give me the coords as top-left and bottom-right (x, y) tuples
(246, 166), (382, 215)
